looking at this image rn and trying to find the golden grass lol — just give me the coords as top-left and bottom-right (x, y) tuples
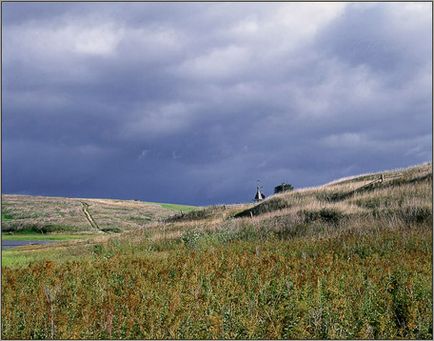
(1, 195), (182, 233)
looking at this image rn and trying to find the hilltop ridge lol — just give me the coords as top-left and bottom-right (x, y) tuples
(2, 162), (431, 236)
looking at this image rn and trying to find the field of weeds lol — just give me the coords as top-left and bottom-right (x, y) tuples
(1, 163), (432, 339)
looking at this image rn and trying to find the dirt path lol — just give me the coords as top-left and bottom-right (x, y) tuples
(80, 202), (101, 231)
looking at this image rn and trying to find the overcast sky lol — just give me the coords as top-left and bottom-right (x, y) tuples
(2, 2), (432, 205)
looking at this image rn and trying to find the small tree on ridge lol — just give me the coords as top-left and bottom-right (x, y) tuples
(274, 183), (294, 194)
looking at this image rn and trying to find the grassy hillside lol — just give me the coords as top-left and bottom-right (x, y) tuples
(1, 195), (197, 234)
(1, 163), (432, 339)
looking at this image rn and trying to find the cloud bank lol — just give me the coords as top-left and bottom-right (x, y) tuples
(2, 2), (432, 205)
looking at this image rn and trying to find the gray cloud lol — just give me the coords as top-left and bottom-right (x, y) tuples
(2, 2), (432, 205)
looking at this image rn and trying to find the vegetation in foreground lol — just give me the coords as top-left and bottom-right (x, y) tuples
(1, 163), (432, 339)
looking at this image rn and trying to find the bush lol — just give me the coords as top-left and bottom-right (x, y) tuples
(275, 223), (308, 240)
(234, 198), (289, 218)
(100, 227), (122, 233)
(302, 208), (344, 225)
(181, 229), (206, 249)
(274, 183), (294, 194)
(1, 223), (80, 233)
(374, 207), (432, 226)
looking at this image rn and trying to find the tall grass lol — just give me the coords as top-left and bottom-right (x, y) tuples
(1, 163), (432, 339)
(2, 227), (431, 339)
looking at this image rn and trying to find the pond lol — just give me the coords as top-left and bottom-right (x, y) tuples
(2, 240), (55, 249)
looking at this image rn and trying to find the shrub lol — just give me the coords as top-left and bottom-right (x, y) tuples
(374, 207), (432, 226)
(2, 224), (78, 234)
(275, 223), (308, 240)
(234, 198), (289, 218)
(302, 208), (344, 225)
(100, 227), (122, 233)
(181, 229), (206, 249)
(274, 183), (294, 194)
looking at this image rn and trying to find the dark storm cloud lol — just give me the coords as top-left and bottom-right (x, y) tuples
(2, 2), (432, 205)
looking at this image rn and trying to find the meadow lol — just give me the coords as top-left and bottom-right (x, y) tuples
(1, 195), (192, 233)
(1, 163), (432, 339)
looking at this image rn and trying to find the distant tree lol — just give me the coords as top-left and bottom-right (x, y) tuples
(274, 183), (294, 194)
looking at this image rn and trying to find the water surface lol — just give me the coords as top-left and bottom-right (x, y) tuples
(2, 240), (54, 249)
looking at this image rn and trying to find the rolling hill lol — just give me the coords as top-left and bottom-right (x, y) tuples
(1, 162), (432, 339)
(1, 195), (197, 233)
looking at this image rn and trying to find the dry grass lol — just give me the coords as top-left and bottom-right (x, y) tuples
(1, 195), (184, 233)
(232, 162), (431, 221)
(1, 162), (432, 339)
(2, 228), (431, 339)
(2, 195), (89, 232)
